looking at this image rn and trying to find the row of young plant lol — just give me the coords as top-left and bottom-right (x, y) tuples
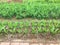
(0, 20), (60, 35)
(0, 2), (60, 19)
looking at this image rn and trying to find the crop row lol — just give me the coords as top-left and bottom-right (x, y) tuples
(0, 2), (60, 19)
(0, 20), (60, 35)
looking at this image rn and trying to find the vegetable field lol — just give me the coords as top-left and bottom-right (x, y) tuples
(0, 20), (60, 35)
(0, 0), (60, 40)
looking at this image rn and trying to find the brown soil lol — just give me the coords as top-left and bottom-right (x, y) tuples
(0, 0), (22, 3)
(0, 33), (60, 42)
(13, 0), (22, 2)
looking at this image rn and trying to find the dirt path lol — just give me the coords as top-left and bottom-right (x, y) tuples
(0, 39), (60, 45)
(0, 18), (59, 22)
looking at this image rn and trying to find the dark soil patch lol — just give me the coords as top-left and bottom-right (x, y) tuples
(0, 33), (60, 42)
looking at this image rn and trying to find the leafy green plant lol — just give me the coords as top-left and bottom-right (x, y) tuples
(8, 22), (13, 28)
(31, 27), (37, 34)
(37, 27), (43, 33)
(23, 29), (28, 34)
(0, 2), (60, 19)
(0, 20), (60, 35)
(16, 29), (22, 34)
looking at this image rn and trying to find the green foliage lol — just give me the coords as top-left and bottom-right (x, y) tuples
(23, 29), (28, 34)
(0, 2), (60, 36)
(0, 20), (60, 35)
(0, 2), (60, 19)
